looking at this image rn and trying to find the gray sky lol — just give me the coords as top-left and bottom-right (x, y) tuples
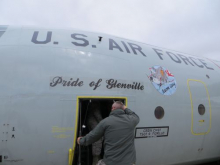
(0, 0), (220, 60)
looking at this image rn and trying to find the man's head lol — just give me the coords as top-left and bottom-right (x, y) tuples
(111, 101), (124, 111)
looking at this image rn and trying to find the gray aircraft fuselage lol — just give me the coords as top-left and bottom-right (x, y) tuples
(0, 26), (220, 165)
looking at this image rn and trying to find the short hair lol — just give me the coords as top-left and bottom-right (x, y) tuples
(113, 101), (124, 109)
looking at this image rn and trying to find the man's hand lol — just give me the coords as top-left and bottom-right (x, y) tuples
(77, 137), (82, 145)
(122, 105), (127, 110)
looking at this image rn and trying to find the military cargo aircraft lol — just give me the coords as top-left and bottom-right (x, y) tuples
(0, 25), (220, 165)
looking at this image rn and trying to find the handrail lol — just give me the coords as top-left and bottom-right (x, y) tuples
(68, 148), (73, 165)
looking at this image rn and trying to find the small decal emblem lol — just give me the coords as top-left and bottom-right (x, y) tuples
(148, 66), (177, 95)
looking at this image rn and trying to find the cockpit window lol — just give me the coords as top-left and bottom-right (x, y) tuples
(0, 25), (8, 38)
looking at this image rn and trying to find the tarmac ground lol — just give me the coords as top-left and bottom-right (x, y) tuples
(198, 161), (220, 165)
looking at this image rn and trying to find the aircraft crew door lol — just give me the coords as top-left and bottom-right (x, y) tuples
(72, 96), (127, 165)
(187, 79), (212, 135)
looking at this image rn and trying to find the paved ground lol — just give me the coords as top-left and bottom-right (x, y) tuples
(198, 161), (220, 165)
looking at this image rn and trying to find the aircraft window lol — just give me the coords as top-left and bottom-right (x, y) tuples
(154, 106), (164, 119)
(0, 31), (5, 38)
(0, 26), (8, 38)
(198, 104), (205, 115)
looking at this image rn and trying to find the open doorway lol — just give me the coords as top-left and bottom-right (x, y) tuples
(73, 97), (127, 165)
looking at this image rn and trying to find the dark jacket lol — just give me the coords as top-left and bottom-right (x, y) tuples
(80, 108), (140, 165)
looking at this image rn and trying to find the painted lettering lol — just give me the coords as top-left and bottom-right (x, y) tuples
(198, 59), (214, 70)
(128, 42), (146, 57)
(152, 48), (163, 60)
(106, 79), (144, 90)
(109, 39), (123, 52)
(50, 77), (83, 87)
(31, 31), (52, 44)
(93, 79), (102, 90)
(71, 34), (89, 47)
(177, 54), (194, 66)
(166, 51), (181, 63)
(189, 57), (204, 68)
(50, 76), (62, 87)
(121, 41), (130, 53)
